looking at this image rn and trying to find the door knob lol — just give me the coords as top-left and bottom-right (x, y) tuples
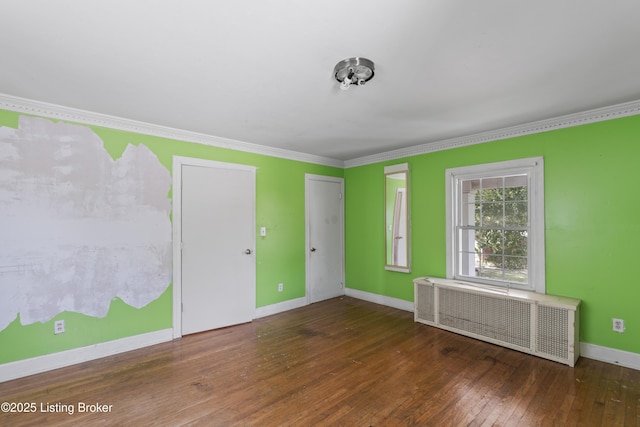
(244, 249), (252, 254)
(310, 247), (317, 252)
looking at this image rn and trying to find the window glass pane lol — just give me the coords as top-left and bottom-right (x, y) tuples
(505, 175), (527, 201)
(481, 202), (503, 227)
(458, 249), (476, 277)
(462, 179), (481, 193)
(476, 230), (500, 274)
(481, 229), (503, 253)
(477, 256), (504, 281)
(503, 230), (527, 257)
(479, 185), (503, 203)
(504, 255), (527, 271)
(504, 256), (528, 284)
(485, 253), (503, 270)
(460, 201), (479, 227)
(481, 176), (503, 191)
(504, 202), (527, 227)
(457, 229), (477, 277)
(473, 203), (481, 227)
(461, 179), (481, 227)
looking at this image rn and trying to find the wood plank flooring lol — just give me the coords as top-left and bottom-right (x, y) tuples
(1, 297), (639, 426)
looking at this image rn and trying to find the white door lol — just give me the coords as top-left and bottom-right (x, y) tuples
(179, 160), (255, 335)
(306, 174), (344, 303)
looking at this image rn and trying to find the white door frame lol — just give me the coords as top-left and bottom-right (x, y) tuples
(172, 156), (256, 339)
(305, 174), (345, 304)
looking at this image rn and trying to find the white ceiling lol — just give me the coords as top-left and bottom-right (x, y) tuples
(2, 1), (640, 161)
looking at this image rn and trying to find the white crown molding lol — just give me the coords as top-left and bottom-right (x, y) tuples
(3, 93), (640, 170)
(0, 94), (345, 168)
(345, 99), (640, 168)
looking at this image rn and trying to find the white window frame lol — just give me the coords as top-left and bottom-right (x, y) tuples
(445, 157), (545, 293)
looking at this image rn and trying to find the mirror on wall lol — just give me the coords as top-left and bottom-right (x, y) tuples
(384, 163), (410, 272)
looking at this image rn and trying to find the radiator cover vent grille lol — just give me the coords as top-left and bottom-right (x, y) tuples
(537, 305), (569, 360)
(415, 281), (435, 323)
(439, 288), (531, 350)
(414, 277), (580, 367)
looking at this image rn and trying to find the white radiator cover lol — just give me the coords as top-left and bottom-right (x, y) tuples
(414, 277), (580, 367)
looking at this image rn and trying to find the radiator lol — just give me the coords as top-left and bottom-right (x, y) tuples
(414, 277), (580, 367)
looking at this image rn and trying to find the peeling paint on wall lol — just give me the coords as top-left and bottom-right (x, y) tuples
(0, 117), (172, 331)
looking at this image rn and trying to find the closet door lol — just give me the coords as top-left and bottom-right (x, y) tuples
(306, 174), (344, 303)
(180, 161), (255, 335)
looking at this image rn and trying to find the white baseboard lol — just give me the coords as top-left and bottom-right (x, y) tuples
(580, 342), (640, 371)
(254, 296), (308, 318)
(345, 287), (414, 312)
(0, 328), (173, 383)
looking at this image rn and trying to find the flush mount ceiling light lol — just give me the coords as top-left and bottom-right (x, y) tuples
(333, 57), (375, 91)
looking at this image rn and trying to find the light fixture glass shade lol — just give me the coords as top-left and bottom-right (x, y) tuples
(333, 57), (374, 90)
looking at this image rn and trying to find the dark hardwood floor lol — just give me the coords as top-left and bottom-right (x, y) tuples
(1, 297), (638, 426)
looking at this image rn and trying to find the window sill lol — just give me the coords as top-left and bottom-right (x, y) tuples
(420, 277), (576, 308)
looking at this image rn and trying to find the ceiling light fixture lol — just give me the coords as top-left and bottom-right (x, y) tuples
(333, 57), (375, 91)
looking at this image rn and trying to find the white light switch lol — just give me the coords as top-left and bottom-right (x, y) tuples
(260, 227), (266, 237)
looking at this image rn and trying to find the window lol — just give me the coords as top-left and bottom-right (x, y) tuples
(446, 157), (545, 293)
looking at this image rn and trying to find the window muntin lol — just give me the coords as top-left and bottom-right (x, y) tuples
(446, 157), (544, 293)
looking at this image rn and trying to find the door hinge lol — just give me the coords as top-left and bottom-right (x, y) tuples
(181, 303), (183, 313)
(339, 192), (343, 200)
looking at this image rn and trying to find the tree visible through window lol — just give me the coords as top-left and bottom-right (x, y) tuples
(461, 175), (528, 284)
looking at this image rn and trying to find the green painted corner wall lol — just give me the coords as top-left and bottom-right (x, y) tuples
(345, 114), (640, 355)
(0, 109), (342, 364)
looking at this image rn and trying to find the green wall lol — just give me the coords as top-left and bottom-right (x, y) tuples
(0, 109), (342, 364)
(345, 114), (640, 355)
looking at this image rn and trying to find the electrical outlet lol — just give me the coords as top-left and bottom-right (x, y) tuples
(612, 318), (625, 333)
(278, 283), (283, 292)
(54, 320), (65, 334)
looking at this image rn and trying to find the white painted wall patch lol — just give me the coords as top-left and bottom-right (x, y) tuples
(0, 116), (172, 331)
